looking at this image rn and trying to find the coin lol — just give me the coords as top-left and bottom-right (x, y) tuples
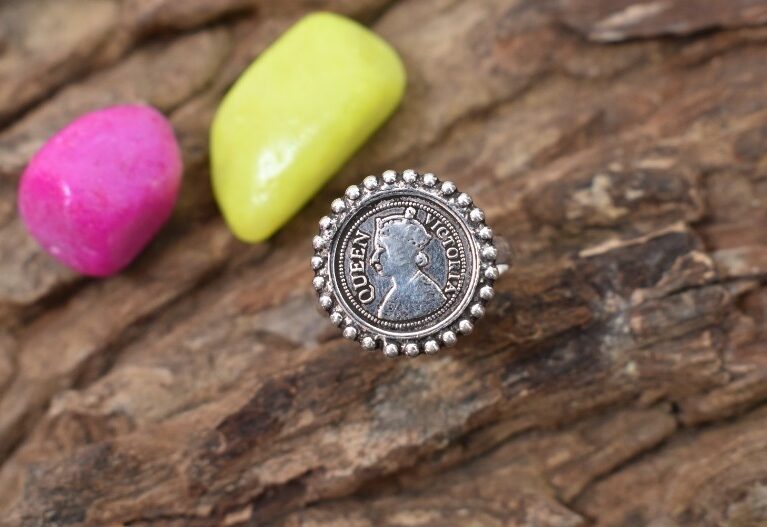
(313, 170), (501, 356)
(332, 189), (477, 338)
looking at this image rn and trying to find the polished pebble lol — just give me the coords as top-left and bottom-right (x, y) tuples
(211, 12), (406, 242)
(18, 104), (182, 277)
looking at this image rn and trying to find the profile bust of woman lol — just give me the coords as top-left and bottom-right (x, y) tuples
(370, 207), (446, 320)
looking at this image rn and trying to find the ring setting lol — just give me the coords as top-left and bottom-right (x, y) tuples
(312, 170), (506, 356)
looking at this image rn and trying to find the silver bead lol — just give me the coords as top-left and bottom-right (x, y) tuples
(482, 246), (497, 260)
(404, 343), (419, 357)
(382, 170), (397, 184)
(361, 336), (376, 350)
(442, 331), (457, 347)
(384, 343), (399, 357)
(345, 185), (360, 200)
(402, 169), (417, 183)
(424, 340), (440, 354)
(319, 216), (332, 230)
(312, 235), (325, 250)
(470, 304), (485, 318)
(329, 312), (344, 326)
(423, 173), (437, 187)
(331, 198), (346, 213)
(343, 326), (358, 340)
(319, 295), (333, 310)
(441, 181), (456, 195)
(311, 256), (324, 270)
(363, 175), (378, 190)
(458, 320), (473, 334)
(456, 193), (472, 207)
(469, 208), (485, 222)
(312, 276), (325, 290)
(480, 286), (495, 300)
(479, 226), (493, 240)
(484, 266), (499, 280)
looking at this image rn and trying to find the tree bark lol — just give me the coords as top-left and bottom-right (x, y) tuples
(2, 0), (767, 525)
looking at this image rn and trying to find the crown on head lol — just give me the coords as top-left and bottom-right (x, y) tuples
(376, 206), (417, 230)
(375, 207), (432, 252)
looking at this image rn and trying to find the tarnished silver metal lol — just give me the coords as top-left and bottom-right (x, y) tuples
(312, 170), (507, 357)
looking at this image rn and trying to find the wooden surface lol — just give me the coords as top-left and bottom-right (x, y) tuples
(2, 0), (767, 525)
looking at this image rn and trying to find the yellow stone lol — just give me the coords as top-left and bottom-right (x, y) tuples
(210, 12), (406, 242)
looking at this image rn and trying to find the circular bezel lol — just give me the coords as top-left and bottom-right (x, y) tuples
(312, 170), (499, 357)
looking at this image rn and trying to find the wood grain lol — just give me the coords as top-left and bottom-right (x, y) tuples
(2, 0), (767, 525)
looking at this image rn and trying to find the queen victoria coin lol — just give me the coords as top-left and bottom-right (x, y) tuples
(312, 170), (505, 357)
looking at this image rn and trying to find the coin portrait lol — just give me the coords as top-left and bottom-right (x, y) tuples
(330, 189), (479, 339)
(370, 205), (446, 320)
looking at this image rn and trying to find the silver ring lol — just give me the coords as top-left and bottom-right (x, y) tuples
(311, 169), (507, 357)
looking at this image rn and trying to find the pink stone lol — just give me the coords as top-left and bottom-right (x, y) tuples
(18, 105), (182, 277)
